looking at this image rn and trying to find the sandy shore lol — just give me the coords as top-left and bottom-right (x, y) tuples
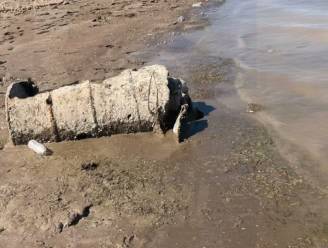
(0, 0), (207, 146)
(1, 1), (328, 248)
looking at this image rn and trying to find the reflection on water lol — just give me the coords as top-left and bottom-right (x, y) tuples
(212, 0), (328, 171)
(150, 0), (328, 175)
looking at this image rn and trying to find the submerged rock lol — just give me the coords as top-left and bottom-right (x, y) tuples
(246, 103), (264, 113)
(5, 65), (203, 145)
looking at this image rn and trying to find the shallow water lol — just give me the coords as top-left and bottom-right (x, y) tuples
(150, 0), (328, 179)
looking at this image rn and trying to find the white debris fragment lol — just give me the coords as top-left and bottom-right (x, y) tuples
(192, 2), (203, 7)
(28, 140), (48, 155)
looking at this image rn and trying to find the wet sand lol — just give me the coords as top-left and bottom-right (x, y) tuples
(1, 1), (328, 247)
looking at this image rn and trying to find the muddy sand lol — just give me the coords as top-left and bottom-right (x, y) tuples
(1, 0), (328, 247)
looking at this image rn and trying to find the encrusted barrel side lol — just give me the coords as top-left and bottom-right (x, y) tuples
(51, 81), (97, 140)
(6, 82), (54, 145)
(92, 65), (171, 135)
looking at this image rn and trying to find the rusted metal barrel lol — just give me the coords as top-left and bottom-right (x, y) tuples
(6, 65), (185, 145)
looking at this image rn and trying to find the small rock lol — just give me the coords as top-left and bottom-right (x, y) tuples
(125, 13), (136, 18)
(55, 222), (64, 233)
(123, 235), (135, 247)
(65, 205), (92, 227)
(81, 161), (98, 171)
(246, 103), (263, 113)
(177, 16), (185, 23)
(0, 227), (5, 233)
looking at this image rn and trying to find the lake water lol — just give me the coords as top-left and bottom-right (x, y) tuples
(150, 0), (328, 180)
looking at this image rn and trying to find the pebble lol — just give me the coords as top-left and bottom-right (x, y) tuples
(246, 103), (263, 113)
(177, 16), (185, 23)
(192, 2), (203, 7)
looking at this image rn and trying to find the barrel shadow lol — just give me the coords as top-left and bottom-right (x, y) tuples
(187, 101), (215, 139)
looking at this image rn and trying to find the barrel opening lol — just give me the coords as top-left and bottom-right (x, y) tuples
(8, 79), (39, 99)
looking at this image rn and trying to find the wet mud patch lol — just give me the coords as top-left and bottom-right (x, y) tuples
(145, 101), (328, 247)
(188, 58), (236, 99)
(78, 159), (188, 221)
(224, 122), (328, 247)
(150, 54), (236, 100)
(0, 154), (189, 247)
